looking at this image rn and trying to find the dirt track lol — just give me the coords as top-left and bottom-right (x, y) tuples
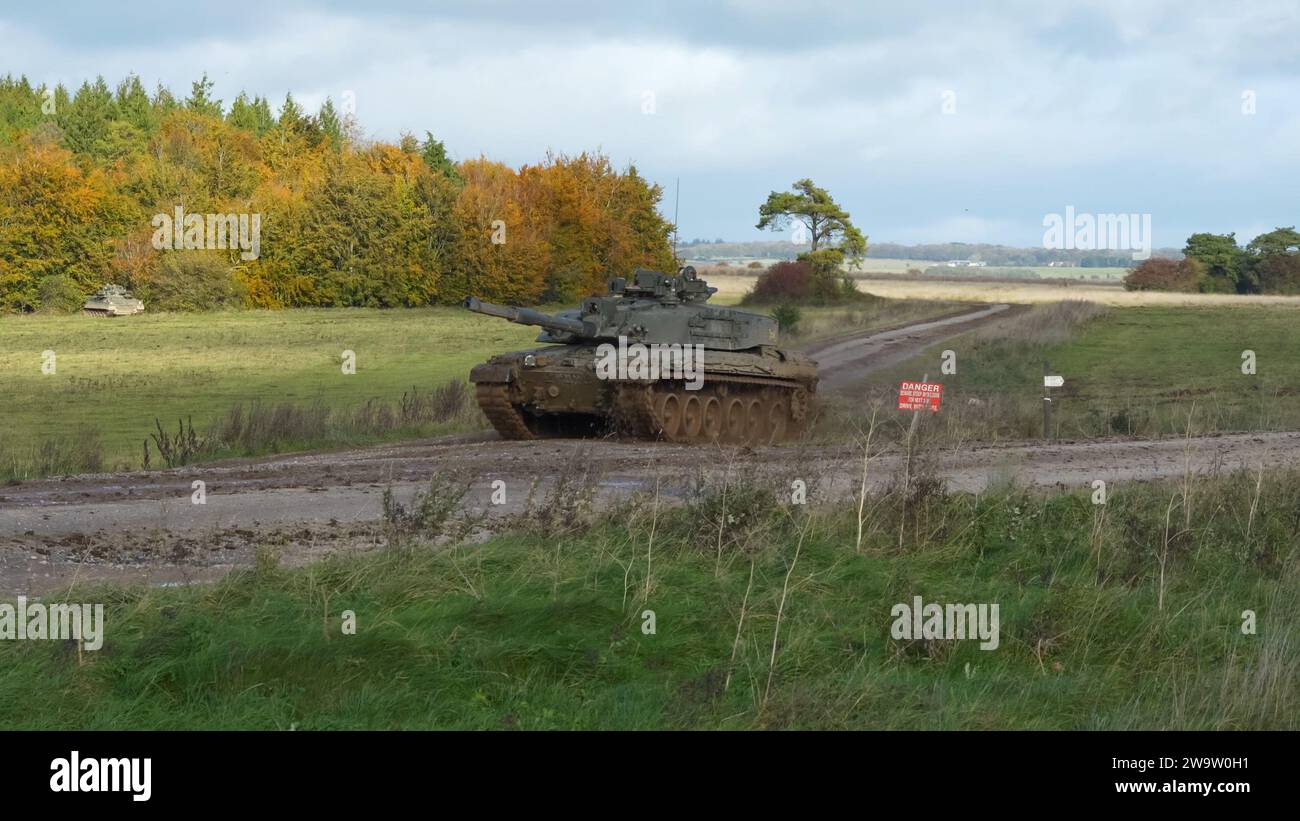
(3, 303), (1296, 594)
(808, 302), (1012, 390)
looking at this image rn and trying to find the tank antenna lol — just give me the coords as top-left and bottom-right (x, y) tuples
(672, 176), (681, 269)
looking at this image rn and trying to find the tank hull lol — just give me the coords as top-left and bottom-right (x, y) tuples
(469, 343), (817, 444)
(82, 303), (145, 317)
(83, 288), (145, 317)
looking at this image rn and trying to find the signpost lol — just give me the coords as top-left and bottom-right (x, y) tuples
(1042, 362), (1064, 440)
(898, 380), (943, 413)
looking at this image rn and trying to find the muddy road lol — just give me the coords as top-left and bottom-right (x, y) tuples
(3, 302), (1294, 593)
(808, 302), (1012, 391)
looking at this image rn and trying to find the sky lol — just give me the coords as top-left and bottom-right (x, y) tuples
(4, 0), (1299, 248)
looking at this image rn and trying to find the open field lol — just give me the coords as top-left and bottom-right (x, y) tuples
(824, 301), (1300, 442)
(0, 296), (956, 480)
(689, 257), (939, 273)
(5, 290), (1300, 483)
(774, 299), (961, 344)
(695, 261), (1130, 281)
(0, 308), (538, 478)
(855, 277), (1300, 307)
(708, 272), (1300, 307)
(2, 468), (1295, 729)
(916, 266), (1130, 281)
(3, 296), (1297, 731)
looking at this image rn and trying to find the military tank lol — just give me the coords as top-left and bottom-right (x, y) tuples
(464, 267), (817, 444)
(83, 284), (145, 317)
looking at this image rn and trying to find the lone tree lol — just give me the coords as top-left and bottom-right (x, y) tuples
(756, 178), (867, 272)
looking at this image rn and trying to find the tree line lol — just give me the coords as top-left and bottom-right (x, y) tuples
(0, 74), (675, 312)
(1125, 229), (1300, 294)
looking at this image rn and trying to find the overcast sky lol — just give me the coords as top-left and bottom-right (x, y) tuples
(5, 1), (1299, 248)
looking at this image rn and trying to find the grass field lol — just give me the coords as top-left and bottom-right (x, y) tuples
(916, 265), (1131, 281)
(828, 302), (1300, 442)
(0, 308), (541, 477)
(690, 257), (937, 273)
(0, 296), (952, 480)
(857, 277), (1300, 307)
(1, 469), (1294, 729)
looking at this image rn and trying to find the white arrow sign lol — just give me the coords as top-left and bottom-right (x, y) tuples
(1044, 375), (1064, 388)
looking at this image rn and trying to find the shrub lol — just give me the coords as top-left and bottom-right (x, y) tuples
(1256, 254), (1300, 295)
(772, 303), (802, 336)
(37, 274), (87, 313)
(381, 474), (474, 547)
(743, 260), (813, 303)
(746, 261), (763, 269)
(1123, 258), (1200, 292)
(147, 251), (246, 311)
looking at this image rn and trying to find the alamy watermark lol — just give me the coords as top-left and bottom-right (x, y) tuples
(1042, 205), (1151, 260)
(152, 206), (261, 260)
(594, 336), (705, 391)
(50, 752), (150, 801)
(890, 595), (999, 650)
(0, 596), (104, 651)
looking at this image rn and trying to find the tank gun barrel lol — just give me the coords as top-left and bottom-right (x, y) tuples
(463, 296), (586, 335)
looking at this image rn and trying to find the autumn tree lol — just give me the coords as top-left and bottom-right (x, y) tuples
(0, 143), (131, 310)
(453, 158), (550, 304)
(527, 152), (674, 301)
(0, 73), (677, 312)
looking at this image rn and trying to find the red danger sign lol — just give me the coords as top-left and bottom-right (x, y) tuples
(898, 380), (943, 412)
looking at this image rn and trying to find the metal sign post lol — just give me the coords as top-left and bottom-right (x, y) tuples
(1042, 363), (1064, 440)
(906, 372), (931, 438)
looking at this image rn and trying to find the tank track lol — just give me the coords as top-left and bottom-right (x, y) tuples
(475, 383), (537, 440)
(476, 378), (811, 445)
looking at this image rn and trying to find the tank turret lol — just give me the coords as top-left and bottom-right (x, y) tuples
(465, 267), (778, 350)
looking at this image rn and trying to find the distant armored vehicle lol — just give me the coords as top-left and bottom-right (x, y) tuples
(83, 285), (145, 317)
(465, 267), (817, 444)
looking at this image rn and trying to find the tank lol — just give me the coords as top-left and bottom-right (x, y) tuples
(465, 266), (817, 444)
(83, 284), (145, 317)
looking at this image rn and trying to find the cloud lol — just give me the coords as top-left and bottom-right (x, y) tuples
(4, 0), (1300, 245)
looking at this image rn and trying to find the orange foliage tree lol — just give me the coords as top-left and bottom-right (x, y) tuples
(0, 75), (676, 311)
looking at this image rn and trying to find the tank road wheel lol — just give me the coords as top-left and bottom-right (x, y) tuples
(657, 392), (683, 439)
(701, 394), (723, 442)
(766, 396), (788, 443)
(681, 393), (704, 440)
(724, 397), (747, 443)
(745, 398), (766, 445)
